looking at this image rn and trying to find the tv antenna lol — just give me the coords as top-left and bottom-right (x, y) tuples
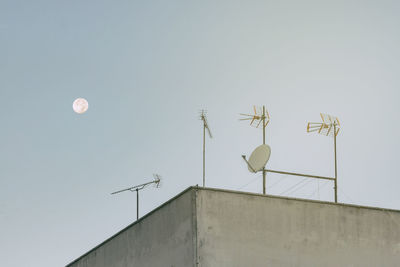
(200, 110), (212, 187)
(307, 113), (340, 202)
(240, 109), (340, 204)
(240, 105), (270, 194)
(111, 174), (162, 220)
(239, 105), (270, 144)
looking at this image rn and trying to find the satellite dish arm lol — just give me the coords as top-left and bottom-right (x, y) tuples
(241, 155), (256, 173)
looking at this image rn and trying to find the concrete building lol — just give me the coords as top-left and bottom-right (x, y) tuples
(67, 187), (400, 267)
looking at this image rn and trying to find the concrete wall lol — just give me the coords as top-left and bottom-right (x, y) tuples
(67, 187), (400, 267)
(196, 189), (400, 267)
(67, 188), (196, 267)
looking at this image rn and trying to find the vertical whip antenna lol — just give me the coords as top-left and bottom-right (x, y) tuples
(200, 110), (212, 187)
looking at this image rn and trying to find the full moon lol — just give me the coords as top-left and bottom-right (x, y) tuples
(73, 98), (89, 114)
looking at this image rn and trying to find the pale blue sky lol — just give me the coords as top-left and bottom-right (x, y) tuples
(1, 1), (400, 266)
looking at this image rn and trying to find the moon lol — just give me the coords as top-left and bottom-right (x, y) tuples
(73, 98), (89, 114)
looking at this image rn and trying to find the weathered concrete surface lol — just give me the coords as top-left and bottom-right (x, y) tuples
(196, 189), (400, 267)
(67, 188), (196, 267)
(67, 187), (400, 267)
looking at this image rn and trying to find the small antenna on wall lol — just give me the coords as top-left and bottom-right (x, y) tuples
(111, 174), (162, 220)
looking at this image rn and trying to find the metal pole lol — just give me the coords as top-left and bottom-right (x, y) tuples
(265, 169), (335, 181)
(262, 169), (266, 194)
(262, 106), (266, 194)
(334, 123), (337, 203)
(203, 121), (205, 187)
(136, 188), (139, 220)
(262, 106), (266, 145)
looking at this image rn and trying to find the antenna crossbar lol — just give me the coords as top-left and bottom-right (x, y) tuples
(111, 180), (156, 195)
(265, 169), (335, 181)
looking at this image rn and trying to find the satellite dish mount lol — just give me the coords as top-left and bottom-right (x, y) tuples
(240, 109), (341, 204)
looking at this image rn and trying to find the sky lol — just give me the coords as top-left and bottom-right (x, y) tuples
(1, 1), (400, 266)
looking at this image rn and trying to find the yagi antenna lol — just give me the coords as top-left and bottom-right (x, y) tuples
(200, 110), (212, 187)
(240, 105), (271, 194)
(307, 113), (340, 137)
(240, 105), (270, 143)
(307, 113), (341, 202)
(111, 174), (162, 220)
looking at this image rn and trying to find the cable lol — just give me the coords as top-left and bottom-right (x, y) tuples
(280, 178), (308, 195)
(267, 175), (289, 190)
(307, 181), (330, 198)
(238, 174), (262, 190)
(286, 179), (313, 196)
(338, 187), (354, 203)
(239, 172), (291, 192)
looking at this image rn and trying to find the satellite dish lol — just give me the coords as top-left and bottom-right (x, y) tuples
(247, 144), (271, 173)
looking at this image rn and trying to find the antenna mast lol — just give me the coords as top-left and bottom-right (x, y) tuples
(240, 105), (270, 194)
(307, 113), (340, 202)
(200, 110), (212, 187)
